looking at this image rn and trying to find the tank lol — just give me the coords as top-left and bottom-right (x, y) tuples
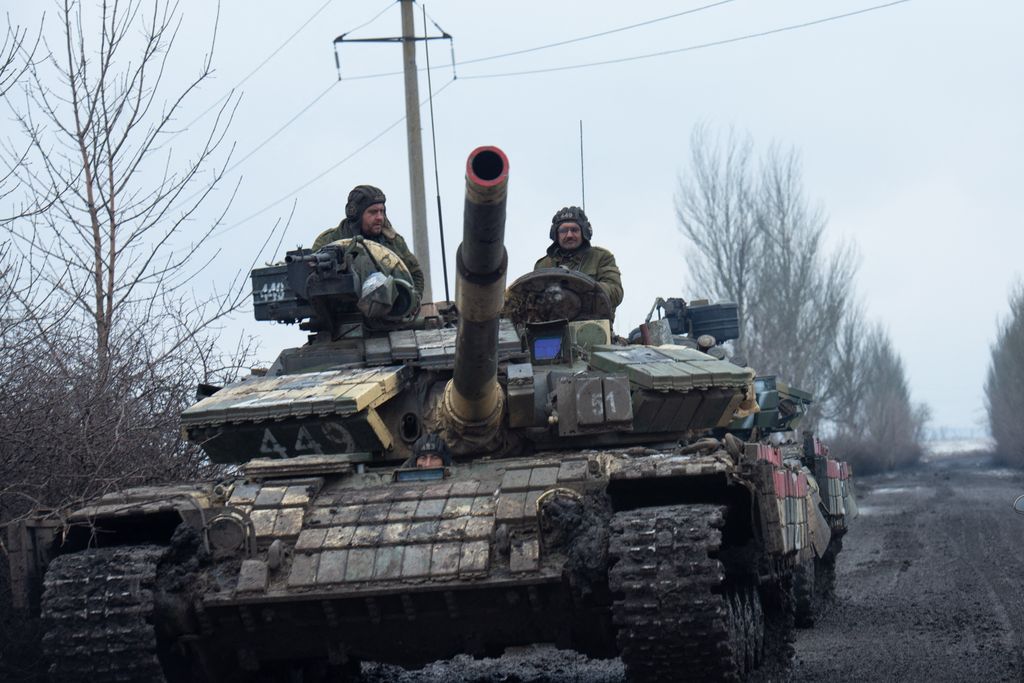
(729, 375), (858, 627)
(5, 145), (858, 682)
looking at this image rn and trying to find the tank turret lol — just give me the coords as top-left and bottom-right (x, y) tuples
(439, 146), (510, 452)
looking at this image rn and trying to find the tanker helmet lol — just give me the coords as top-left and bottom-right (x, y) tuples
(549, 206), (592, 243)
(345, 185), (387, 225)
(413, 432), (452, 466)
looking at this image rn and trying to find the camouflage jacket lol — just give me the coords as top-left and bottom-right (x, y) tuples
(313, 218), (426, 296)
(534, 243), (624, 309)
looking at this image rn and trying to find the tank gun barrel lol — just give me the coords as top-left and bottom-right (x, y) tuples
(441, 146), (510, 452)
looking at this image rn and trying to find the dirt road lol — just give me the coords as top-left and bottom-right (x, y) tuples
(779, 454), (1024, 682)
(369, 453), (1024, 682)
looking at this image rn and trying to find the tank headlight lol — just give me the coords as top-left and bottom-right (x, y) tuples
(207, 512), (247, 553)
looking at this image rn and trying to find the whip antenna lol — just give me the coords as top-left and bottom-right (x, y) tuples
(579, 120), (586, 211)
(423, 4), (451, 302)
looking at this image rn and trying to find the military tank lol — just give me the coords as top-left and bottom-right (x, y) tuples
(729, 376), (857, 627)
(5, 145), (857, 682)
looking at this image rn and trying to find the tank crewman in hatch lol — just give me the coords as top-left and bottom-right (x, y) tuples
(313, 184), (426, 298)
(406, 433), (452, 468)
(533, 206), (623, 312)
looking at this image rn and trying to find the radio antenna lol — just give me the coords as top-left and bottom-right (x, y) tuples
(423, 4), (450, 302)
(579, 120), (586, 211)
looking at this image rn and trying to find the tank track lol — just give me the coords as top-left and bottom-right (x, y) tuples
(41, 545), (169, 683)
(608, 504), (762, 682)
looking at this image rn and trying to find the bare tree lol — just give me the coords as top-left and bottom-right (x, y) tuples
(0, 0), (282, 540)
(745, 144), (858, 401)
(676, 125), (928, 471)
(832, 325), (929, 472)
(0, 19), (40, 216)
(1, 5), (274, 671)
(819, 305), (870, 429)
(3, 0), (250, 362)
(986, 283), (1024, 467)
(676, 125), (760, 359)
(676, 127), (858, 417)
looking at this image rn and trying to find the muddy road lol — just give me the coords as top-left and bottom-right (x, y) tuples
(779, 454), (1024, 682)
(366, 453), (1024, 682)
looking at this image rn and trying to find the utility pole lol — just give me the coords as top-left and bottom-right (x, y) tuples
(399, 0), (431, 301)
(333, 7), (456, 302)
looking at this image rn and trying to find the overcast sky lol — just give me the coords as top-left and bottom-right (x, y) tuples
(6, 0), (1022, 435)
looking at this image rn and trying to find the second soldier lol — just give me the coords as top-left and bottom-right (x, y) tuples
(534, 206), (623, 314)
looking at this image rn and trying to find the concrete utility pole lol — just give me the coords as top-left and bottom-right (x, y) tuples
(333, 7), (453, 302)
(400, 0), (431, 301)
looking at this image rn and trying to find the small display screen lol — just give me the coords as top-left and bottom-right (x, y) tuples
(533, 336), (562, 361)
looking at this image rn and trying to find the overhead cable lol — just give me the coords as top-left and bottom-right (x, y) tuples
(223, 82), (338, 176)
(460, 0), (913, 80)
(340, 0), (734, 81)
(457, 0), (736, 66)
(169, 0), (341, 141)
(216, 78), (458, 237)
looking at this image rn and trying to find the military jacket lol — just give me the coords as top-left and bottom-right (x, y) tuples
(534, 243), (624, 309)
(313, 218), (426, 296)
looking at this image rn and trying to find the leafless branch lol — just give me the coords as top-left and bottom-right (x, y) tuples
(677, 124), (928, 471)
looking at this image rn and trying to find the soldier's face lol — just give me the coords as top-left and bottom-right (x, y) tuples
(361, 204), (386, 236)
(415, 453), (444, 468)
(556, 221), (583, 250)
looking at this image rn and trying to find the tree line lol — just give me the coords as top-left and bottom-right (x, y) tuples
(676, 125), (929, 473)
(986, 285), (1024, 466)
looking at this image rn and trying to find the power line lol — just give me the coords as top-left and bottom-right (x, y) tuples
(169, 0), (397, 143)
(190, 0), (910, 222)
(340, 0), (735, 81)
(215, 78), (457, 238)
(167, 3), (394, 209)
(460, 0), (913, 80)
(223, 82), (338, 176)
(168, 0), (338, 141)
(168, 81), (340, 215)
(341, 0), (398, 36)
(457, 0), (736, 66)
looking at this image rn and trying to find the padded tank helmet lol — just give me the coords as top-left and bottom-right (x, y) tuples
(345, 185), (387, 225)
(412, 432), (452, 466)
(549, 206), (592, 243)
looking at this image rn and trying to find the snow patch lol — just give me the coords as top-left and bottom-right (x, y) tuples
(924, 438), (994, 457)
(872, 486), (930, 496)
(978, 468), (1019, 480)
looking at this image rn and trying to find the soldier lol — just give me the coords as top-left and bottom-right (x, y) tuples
(534, 206), (623, 311)
(408, 433), (452, 468)
(313, 184), (426, 297)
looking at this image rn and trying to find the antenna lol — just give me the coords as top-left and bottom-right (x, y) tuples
(423, 4), (451, 303)
(579, 120), (586, 211)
